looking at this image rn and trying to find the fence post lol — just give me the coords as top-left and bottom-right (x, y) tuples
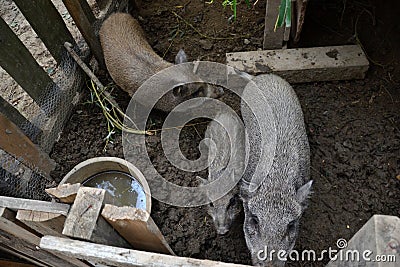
(13, 0), (76, 64)
(263, 0), (284, 49)
(62, 0), (105, 69)
(0, 97), (41, 138)
(0, 113), (55, 178)
(0, 17), (55, 109)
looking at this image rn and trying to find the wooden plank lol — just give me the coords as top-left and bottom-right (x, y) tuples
(0, 196), (70, 216)
(79, 0), (97, 25)
(226, 45), (369, 83)
(0, 97), (41, 138)
(0, 16), (55, 108)
(16, 210), (66, 237)
(45, 183), (81, 203)
(0, 113), (55, 177)
(40, 236), (252, 267)
(62, 187), (130, 248)
(0, 244), (47, 267)
(0, 208), (80, 267)
(102, 205), (174, 255)
(0, 244), (50, 267)
(13, 0), (76, 64)
(0, 259), (36, 267)
(62, 187), (105, 240)
(62, 0), (105, 68)
(263, 0), (284, 49)
(16, 210), (91, 267)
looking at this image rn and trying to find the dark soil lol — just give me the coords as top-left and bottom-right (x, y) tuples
(50, 0), (400, 266)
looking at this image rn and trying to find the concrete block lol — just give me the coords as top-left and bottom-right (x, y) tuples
(226, 45), (369, 83)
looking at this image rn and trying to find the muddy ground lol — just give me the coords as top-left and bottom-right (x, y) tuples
(50, 0), (400, 266)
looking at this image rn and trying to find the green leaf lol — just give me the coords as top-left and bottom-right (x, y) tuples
(275, 0), (287, 29)
(233, 0), (237, 19)
(285, 0), (291, 28)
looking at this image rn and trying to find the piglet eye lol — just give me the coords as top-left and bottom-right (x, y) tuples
(247, 216), (259, 236)
(173, 86), (181, 96)
(249, 216), (259, 227)
(287, 220), (296, 233)
(227, 196), (238, 208)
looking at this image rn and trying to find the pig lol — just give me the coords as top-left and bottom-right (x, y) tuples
(199, 111), (247, 235)
(99, 13), (223, 112)
(240, 74), (312, 266)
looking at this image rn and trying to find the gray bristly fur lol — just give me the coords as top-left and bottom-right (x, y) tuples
(99, 13), (223, 112)
(198, 112), (247, 235)
(240, 74), (312, 266)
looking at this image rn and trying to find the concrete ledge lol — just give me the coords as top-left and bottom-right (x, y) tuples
(226, 45), (369, 83)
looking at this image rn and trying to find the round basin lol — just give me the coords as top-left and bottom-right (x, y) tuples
(59, 157), (151, 213)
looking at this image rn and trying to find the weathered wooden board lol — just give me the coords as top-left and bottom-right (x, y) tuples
(16, 210), (66, 237)
(62, 0), (105, 68)
(102, 205), (174, 255)
(263, 0), (284, 49)
(62, 187), (130, 248)
(0, 196), (70, 216)
(62, 187), (105, 240)
(0, 244), (47, 267)
(0, 17), (54, 107)
(40, 236), (252, 267)
(226, 45), (369, 83)
(45, 183), (81, 203)
(0, 113), (56, 177)
(0, 208), (79, 267)
(0, 97), (40, 138)
(0, 259), (37, 267)
(12, 0), (75, 63)
(16, 210), (91, 267)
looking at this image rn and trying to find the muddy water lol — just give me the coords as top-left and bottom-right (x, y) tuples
(83, 171), (146, 210)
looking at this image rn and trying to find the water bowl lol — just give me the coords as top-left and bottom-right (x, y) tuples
(59, 157), (151, 213)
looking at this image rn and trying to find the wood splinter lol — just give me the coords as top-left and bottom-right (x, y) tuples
(45, 183), (81, 203)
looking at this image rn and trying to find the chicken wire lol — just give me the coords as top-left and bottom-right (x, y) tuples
(0, 46), (86, 200)
(0, 0), (129, 201)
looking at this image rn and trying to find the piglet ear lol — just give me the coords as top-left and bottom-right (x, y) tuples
(175, 49), (188, 64)
(296, 180), (313, 207)
(239, 178), (257, 200)
(197, 176), (208, 186)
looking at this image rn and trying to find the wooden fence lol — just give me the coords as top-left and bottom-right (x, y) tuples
(0, 0), (130, 264)
(0, 0), (127, 186)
